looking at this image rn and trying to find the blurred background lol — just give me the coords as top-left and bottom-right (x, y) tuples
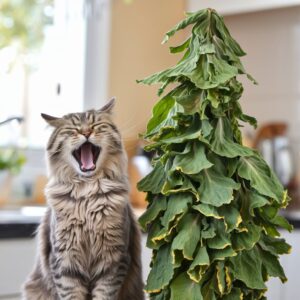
(0, 0), (300, 299)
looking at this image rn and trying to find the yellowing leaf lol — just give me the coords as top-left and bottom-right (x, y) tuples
(210, 246), (237, 263)
(139, 196), (167, 231)
(160, 193), (193, 228)
(198, 168), (240, 207)
(171, 213), (201, 260)
(216, 262), (226, 295)
(193, 203), (242, 232)
(207, 221), (231, 249)
(188, 246), (210, 282)
(162, 172), (199, 199)
(232, 223), (261, 251)
(172, 141), (213, 174)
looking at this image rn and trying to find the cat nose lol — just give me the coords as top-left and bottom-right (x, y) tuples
(82, 130), (92, 138)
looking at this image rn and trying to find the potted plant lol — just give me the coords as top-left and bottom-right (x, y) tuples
(0, 148), (25, 205)
(138, 8), (292, 300)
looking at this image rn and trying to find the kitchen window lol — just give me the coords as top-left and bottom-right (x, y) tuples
(0, 0), (111, 148)
(0, 0), (111, 206)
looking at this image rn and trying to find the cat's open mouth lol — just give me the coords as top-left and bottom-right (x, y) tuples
(72, 142), (100, 172)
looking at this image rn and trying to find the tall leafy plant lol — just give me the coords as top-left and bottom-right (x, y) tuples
(137, 8), (292, 300)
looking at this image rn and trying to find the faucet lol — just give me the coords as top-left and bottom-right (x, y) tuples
(0, 116), (24, 127)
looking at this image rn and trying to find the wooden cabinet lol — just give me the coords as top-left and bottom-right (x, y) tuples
(188, 0), (300, 15)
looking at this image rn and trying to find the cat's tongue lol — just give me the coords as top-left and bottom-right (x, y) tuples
(80, 143), (95, 170)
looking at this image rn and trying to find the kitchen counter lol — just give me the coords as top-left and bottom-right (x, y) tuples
(0, 207), (299, 299)
(0, 206), (46, 239)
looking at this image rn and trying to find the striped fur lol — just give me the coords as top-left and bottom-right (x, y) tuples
(23, 99), (145, 300)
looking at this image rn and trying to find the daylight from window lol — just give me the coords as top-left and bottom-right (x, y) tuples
(0, 0), (84, 148)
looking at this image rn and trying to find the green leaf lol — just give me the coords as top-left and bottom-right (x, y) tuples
(259, 248), (287, 282)
(139, 36), (202, 86)
(170, 38), (190, 53)
(145, 121), (205, 151)
(160, 193), (193, 229)
(170, 273), (203, 300)
(231, 247), (267, 289)
(221, 288), (243, 300)
(188, 246), (210, 282)
(147, 223), (166, 249)
(173, 82), (202, 115)
(210, 246), (237, 263)
(211, 118), (253, 158)
(194, 203), (242, 232)
(269, 215), (293, 232)
(240, 189), (268, 222)
(150, 289), (169, 300)
(137, 7), (291, 299)
(237, 155), (284, 202)
(163, 9), (208, 43)
(137, 161), (166, 193)
(201, 219), (217, 240)
(212, 12), (246, 57)
(218, 205), (242, 232)
(148, 193), (193, 248)
(201, 278), (217, 300)
(207, 221), (231, 249)
(146, 94), (176, 137)
(188, 55), (239, 90)
(172, 213), (201, 260)
(232, 101), (257, 125)
(193, 203), (222, 220)
(201, 119), (213, 137)
(259, 234), (291, 256)
(145, 244), (175, 293)
(162, 172), (199, 198)
(0, 149), (26, 174)
(198, 168), (240, 207)
(248, 190), (269, 217)
(232, 223), (261, 251)
(172, 141), (213, 174)
(139, 196), (167, 231)
(216, 262), (227, 295)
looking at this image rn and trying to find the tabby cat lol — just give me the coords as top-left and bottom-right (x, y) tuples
(23, 98), (145, 300)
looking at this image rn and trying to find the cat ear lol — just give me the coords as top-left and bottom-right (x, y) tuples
(41, 113), (64, 127)
(98, 97), (116, 114)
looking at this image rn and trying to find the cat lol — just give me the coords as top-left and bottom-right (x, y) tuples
(23, 98), (145, 300)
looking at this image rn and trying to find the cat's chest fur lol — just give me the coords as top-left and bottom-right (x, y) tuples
(46, 178), (129, 273)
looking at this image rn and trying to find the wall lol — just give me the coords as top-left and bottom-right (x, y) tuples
(108, 0), (186, 143)
(224, 7), (300, 158)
